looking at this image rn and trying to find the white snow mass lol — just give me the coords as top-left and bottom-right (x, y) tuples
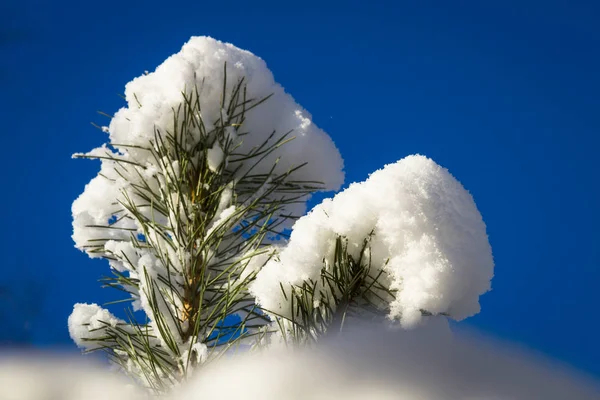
(72, 35), (344, 253)
(5, 325), (600, 400)
(251, 155), (494, 327)
(176, 324), (600, 400)
(109, 36), (344, 188)
(68, 303), (126, 350)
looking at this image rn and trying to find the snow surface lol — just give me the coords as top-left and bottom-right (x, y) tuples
(0, 356), (146, 400)
(251, 155), (494, 327)
(178, 323), (600, 400)
(5, 324), (600, 400)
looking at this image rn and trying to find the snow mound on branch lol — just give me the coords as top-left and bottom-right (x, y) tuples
(251, 155), (494, 327)
(72, 36), (343, 252)
(68, 303), (124, 350)
(110, 36), (343, 189)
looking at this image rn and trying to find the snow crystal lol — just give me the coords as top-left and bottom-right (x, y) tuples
(251, 155), (494, 328)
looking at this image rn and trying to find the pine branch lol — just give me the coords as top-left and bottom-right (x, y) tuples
(71, 64), (324, 392)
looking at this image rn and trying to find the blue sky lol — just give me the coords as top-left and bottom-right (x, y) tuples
(1, 0), (599, 377)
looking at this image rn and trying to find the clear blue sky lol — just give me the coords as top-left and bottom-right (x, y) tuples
(2, 0), (599, 378)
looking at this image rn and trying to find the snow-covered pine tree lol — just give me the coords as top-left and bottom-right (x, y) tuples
(68, 37), (344, 392)
(250, 155), (495, 345)
(69, 36), (494, 395)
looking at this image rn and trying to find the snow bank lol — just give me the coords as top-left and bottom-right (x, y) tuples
(177, 324), (600, 400)
(8, 325), (600, 400)
(0, 355), (146, 400)
(251, 155), (494, 327)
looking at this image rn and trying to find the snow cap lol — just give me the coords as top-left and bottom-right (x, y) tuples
(251, 155), (494, 328)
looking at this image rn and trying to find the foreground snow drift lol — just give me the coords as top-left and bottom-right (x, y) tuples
(4, 324), (599, 400)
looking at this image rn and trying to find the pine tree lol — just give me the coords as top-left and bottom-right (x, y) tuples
(68, 37), (344, 392)
(69, 36), (494, 395)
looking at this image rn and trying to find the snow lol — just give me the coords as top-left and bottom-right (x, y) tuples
(6, 325), (600, 399)
(68, 303), (124, 350)
(176, 324), (600, 400)
(72, 35), (345, 254)
(180, 342), (209, 367)
(206, 143), (224, 172)
(0, 356), (146, 400)
(251, 155), (494, 328)
(72, 36), (343, 251)
(133, 36), (343, 191)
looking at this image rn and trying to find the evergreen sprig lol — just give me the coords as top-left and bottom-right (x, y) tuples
(264, 230), (448, 346)
(264, 231), (397, 346)
(73, 65), (323, 392)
